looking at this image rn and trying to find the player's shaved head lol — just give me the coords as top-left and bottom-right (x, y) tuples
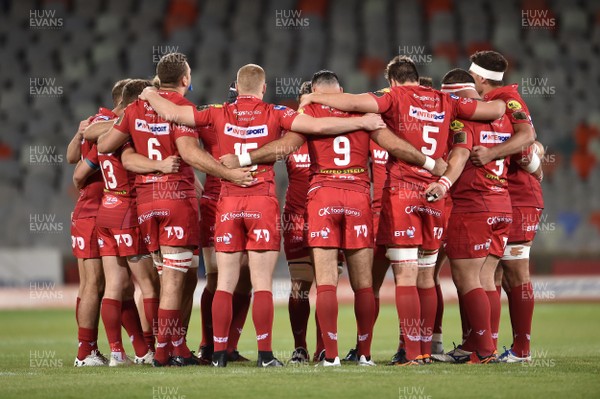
(311, 70), (340, 88)
(419, 76), (434, 88)
(111, 79), (131, 108)
(385, 55), (419, 85)
(157, 52), (189, 86)
(121, 79), (153, 107)
(442, 69), (475, 85)
(469, 51), (507, 86)
(236, 64), (266, 94)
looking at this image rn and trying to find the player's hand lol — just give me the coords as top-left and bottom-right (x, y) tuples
(159, 156), (180, 174)
(431, 158), (448, 176)
(77, 119), (90, 138)
(139, 86), (159, 100)
(219, 153), (241, 169)
(226, 167), (255, 187)
(298, 93), (314, 109)
(360, 113), (387, 131)
(424, 182), (446, 202)
(470, 145), (495, 166)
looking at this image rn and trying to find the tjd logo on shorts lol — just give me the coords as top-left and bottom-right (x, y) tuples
(394, 226), (416, 238)
(114, 234), (133, 247)
(71, 236), (85, 250)
(216, 233), (232, 244)
(310, 227), (330, 239)
(253, 229), (270, 242)
(474, 239), (492, 251)
(164, 226), (184, 239)
(354, 224), (368, 237)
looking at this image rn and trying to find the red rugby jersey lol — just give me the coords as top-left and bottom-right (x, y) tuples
(449, 115), (513, 213)
(369, 85), (477, 187)
(284, 141), (310, 215)
(300, 103), (371, 193)
(483, 84), (543, 208)
(192, 95), (299, 197)
(113, 91), (198, 203)
(72, 108), (116, 219)
(369, 140), (388, 212)
(196, 122), (221, 200)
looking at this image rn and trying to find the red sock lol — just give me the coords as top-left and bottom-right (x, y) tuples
(76, 296), (81, 324)
(121, 300), (149, 357)
(509, 282), (534, 357)
(77, 327), (98, 359)
(486, 290), (501, 351)
(228, 292), (251, 352)
(458, 292), (472, 350)
(154, 308), (172, 364)
(162, 309), (190, 358)
(395, 286), (421, 360)
(316, 285), (338, 359)
(433, 284), (444, 334)
(354, 287), (375, 358)
(142, 298), (159, 349)
(462, 288), (494, 356)
(288, 294), (310, 350)
(374, 296), (381, 324)
(315, 310), (324, 357)
(418, 287), (437, 356)
(200, 288), (214, 347)
(100, 298), (123, 354)
(252, 290), (274, 352)
(212, 290), (233, 352)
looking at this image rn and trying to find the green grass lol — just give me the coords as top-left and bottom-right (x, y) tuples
(1, 303), (599, 399)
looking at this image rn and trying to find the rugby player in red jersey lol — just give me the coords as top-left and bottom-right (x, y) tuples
(196, 82), (252, 364)
(220, 69), (449, 366)
(140, 64), (387, 367)
(69, 78), (130, 366)
(467, 51), (541, 363)
(283, 81), (316, 364)
(78, 79), (169, 366)
(300, 56), (505, 365)
(97, 53), (253, 367)
(425, 69), (514, 363)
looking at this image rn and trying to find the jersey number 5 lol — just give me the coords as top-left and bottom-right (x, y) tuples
(421, 126), (439, 156)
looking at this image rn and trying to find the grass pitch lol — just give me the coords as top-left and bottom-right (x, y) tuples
(1, 302), (599, 399)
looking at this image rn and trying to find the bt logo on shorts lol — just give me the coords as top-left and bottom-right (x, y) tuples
(164, 226), (184, 239)
(71, 236), (85, 249)
(474, 239), (492, 251)
(114, 234), (133, 247)
(216, 233), (232, 244)
(354, 224), (368, 238)
(253, 229), (270, 242)
(394, 226), (416, 238)
(310, 227), (330, 239)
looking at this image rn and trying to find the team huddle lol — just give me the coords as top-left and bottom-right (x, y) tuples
(69, 50), (544, 368)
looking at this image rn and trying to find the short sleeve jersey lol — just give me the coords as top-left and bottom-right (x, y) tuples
(369, 85), (477, 187)
(483, 84), (543, 208)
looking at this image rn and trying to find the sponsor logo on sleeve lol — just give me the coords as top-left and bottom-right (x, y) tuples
(507, 100), (522, 110)
(512, 111), (529, 120)
(408, 106), (445, 122)
(450, 120), (464, 131)
(224, 123), (268, 138)
(480, 131), (511, 144)
(273, 105), (287, 110)
(453, 131), (467, 145)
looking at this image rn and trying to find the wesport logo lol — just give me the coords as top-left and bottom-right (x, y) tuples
(224, 123), (268, 138)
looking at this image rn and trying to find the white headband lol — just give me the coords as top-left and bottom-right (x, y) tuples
(441, 82), (478, 93)
(469, 62), (504, 81)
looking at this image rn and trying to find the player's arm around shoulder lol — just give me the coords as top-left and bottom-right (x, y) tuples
(299, 92), (379, 113)
(139, 87), (196, 126)
(222, 131), (307, 168)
